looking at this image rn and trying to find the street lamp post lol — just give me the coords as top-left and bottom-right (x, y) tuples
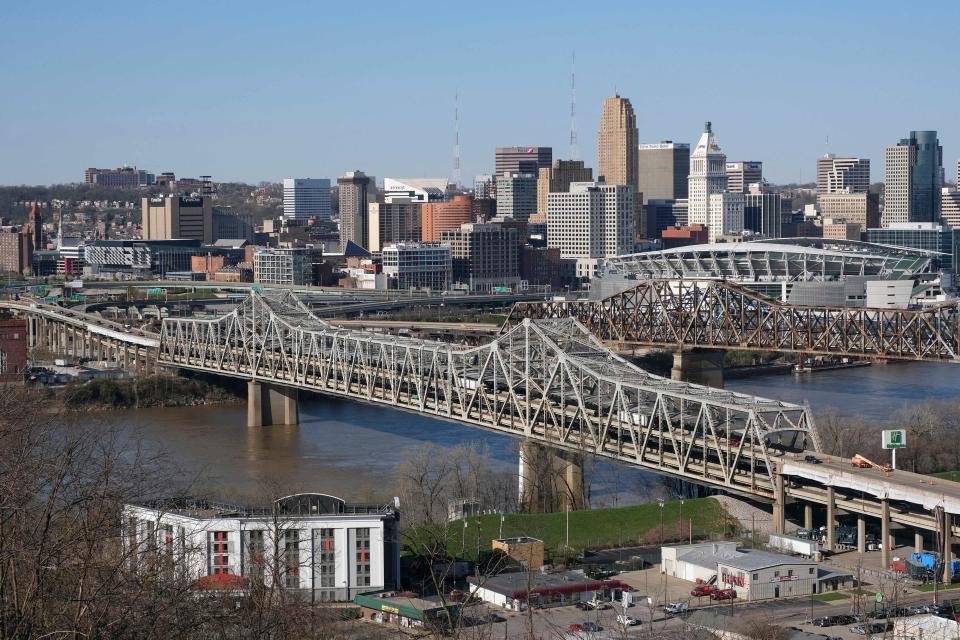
(680, 499), (684, 542)
(658, 499), (665, 546)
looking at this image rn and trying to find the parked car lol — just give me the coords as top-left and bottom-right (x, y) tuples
(710, 589), (737, 601)
(568, 623), (584, 632)
(616, 615), (640, 627)
(850, 622), (892, 635)
(575, 602), (592, 611)
(664, 602), (689, 614)
(581, 622), (602, 632)
(585, 598), (611, 610)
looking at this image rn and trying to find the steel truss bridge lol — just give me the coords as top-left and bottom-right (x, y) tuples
(505, 279), (960, 361)
(157, 291), (818, 499)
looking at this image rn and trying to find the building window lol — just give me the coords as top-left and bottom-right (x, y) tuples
(316, 528), (336, 588)
(209, 531), (230, 575)
(355, 528), (371, 587)
(284, 530), (300, 588)
(242, 529), (265, 579)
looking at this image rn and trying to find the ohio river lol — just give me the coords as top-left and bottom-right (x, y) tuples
(102, 361), (960, 505)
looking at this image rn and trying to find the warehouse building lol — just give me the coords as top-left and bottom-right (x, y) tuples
(662, 542), (830, 600)
(467, 570), (630, 610)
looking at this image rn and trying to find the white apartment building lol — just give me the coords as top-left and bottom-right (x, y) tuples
(688, 122), (728, 232)
(381, 242), (451, 291)
(123, 494), (400, 601)
(283, 178), (331, 220)
(547, 182), (634, 259)
(253, 247), (317, 285)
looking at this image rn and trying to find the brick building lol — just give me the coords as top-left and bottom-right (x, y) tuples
(0, 318), (27, 382)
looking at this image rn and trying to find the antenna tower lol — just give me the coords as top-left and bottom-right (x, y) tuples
(453, 90), (462, 188)
(569, 52), (579, 160)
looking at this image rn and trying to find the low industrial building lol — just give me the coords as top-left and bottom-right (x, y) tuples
(491, 537), (544, 570)
(354, 591), (460, 631)
(123, 493), (400, 601)
(661, 542), (851, 600)
(467, 570), (630, 610)
(892, 613), (960, 638)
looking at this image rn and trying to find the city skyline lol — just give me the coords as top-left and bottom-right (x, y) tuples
(3, 2), (960, 186)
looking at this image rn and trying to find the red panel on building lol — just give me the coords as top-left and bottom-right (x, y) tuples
(0, 318), (27, 382)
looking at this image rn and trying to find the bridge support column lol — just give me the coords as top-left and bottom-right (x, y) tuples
(943, 511), (953, 584)
(671, 349), (724, 388)
(247, 381), (299, 427)
(518, 441), (585, 514)
(803, 504), (813, 531)
(826, 487), (836, 551)
(772, 472), (785, 535)
(881, 499), (891, 569)
(915, 531), (924, 553)
(857, 514), (866, 554)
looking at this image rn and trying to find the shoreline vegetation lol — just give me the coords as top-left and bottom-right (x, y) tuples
(61, 373), (240, 410)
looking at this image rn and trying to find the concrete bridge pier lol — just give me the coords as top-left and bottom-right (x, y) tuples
(247, 380), (299, 427)
(943, 509), (954, 584)
(671, 348), (724, 388)
(915, 530), (924, 553)
(881, 499), (891, 569)
(803, 504), (813, 531)
(518, 440), (585, 514)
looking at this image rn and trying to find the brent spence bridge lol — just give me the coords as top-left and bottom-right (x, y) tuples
(505, 279), (960, 362)
(157, 290), (816, 502)
(8, 291), (960, 573)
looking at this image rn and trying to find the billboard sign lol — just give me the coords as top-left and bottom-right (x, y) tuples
(882, 429), (906, 449)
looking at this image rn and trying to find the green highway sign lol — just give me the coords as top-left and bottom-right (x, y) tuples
(882, 429), (906, 450)
(875, 592), (883, 603)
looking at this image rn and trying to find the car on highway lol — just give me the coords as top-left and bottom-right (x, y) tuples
(804, 454), (823, 464)
(664, 602), (688, 615)
(709, 588), (736, 601)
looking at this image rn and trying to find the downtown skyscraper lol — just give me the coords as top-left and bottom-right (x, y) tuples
(597, 95), (638, 192)
(883, 131), (943, 226)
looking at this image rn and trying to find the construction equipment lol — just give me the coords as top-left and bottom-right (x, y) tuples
(851, 454), (891, 472)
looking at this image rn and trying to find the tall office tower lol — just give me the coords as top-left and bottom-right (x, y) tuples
(743, 185), (782, 237)
(141, 195), (213, 243)
(367, 201), (422, 252)
(338, 171), (377, 251)
(816, 155), (871, 194)
(494, 147), (553, 177)
(688, 122), (729, 231)
(597, 95), (638, 191)
(422, 195), (474, 242)
(546, 182), (634, 259)
(883, 131), (943, 226)
(283, 178), (331, 220)
(941, 188), (960, 228)
(28, 202), (43, 251)
(495, 173), (537, 221)
(473, 175), (495, 199)
(440, 222), (521, 292)
(535, 160), (593, 218)
(725, 161), (763, 193)
(637, 142), (689, 203)
(819, 193), (880, 233)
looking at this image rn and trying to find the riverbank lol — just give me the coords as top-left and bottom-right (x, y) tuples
(61, 374), (240, 411)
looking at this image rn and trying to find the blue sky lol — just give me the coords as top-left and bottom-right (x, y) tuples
(2, 1), (958, 187)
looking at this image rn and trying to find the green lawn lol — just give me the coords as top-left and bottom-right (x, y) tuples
(931, 470), (960, 483)
(915, 582), (960, 592)
(427, 497), (736, 562)
(809, 592), (849, 601)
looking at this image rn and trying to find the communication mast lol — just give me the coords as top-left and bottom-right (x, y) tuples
(452, 90), (462, 188)
(569, 52), (579, 161)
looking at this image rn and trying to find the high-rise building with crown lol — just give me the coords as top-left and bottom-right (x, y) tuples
(597, 95), (638, 192)
(688, 122), (742, 241)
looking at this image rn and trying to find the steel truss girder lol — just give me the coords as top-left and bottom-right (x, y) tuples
(505, 279), (960, 361)
(157, 291), (818, 498)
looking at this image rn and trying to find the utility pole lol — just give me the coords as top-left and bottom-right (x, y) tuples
(658, 499), (665, 546)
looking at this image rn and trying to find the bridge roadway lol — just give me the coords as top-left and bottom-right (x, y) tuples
(6, 290), (960, 572)
(507, 278), (960, 361)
